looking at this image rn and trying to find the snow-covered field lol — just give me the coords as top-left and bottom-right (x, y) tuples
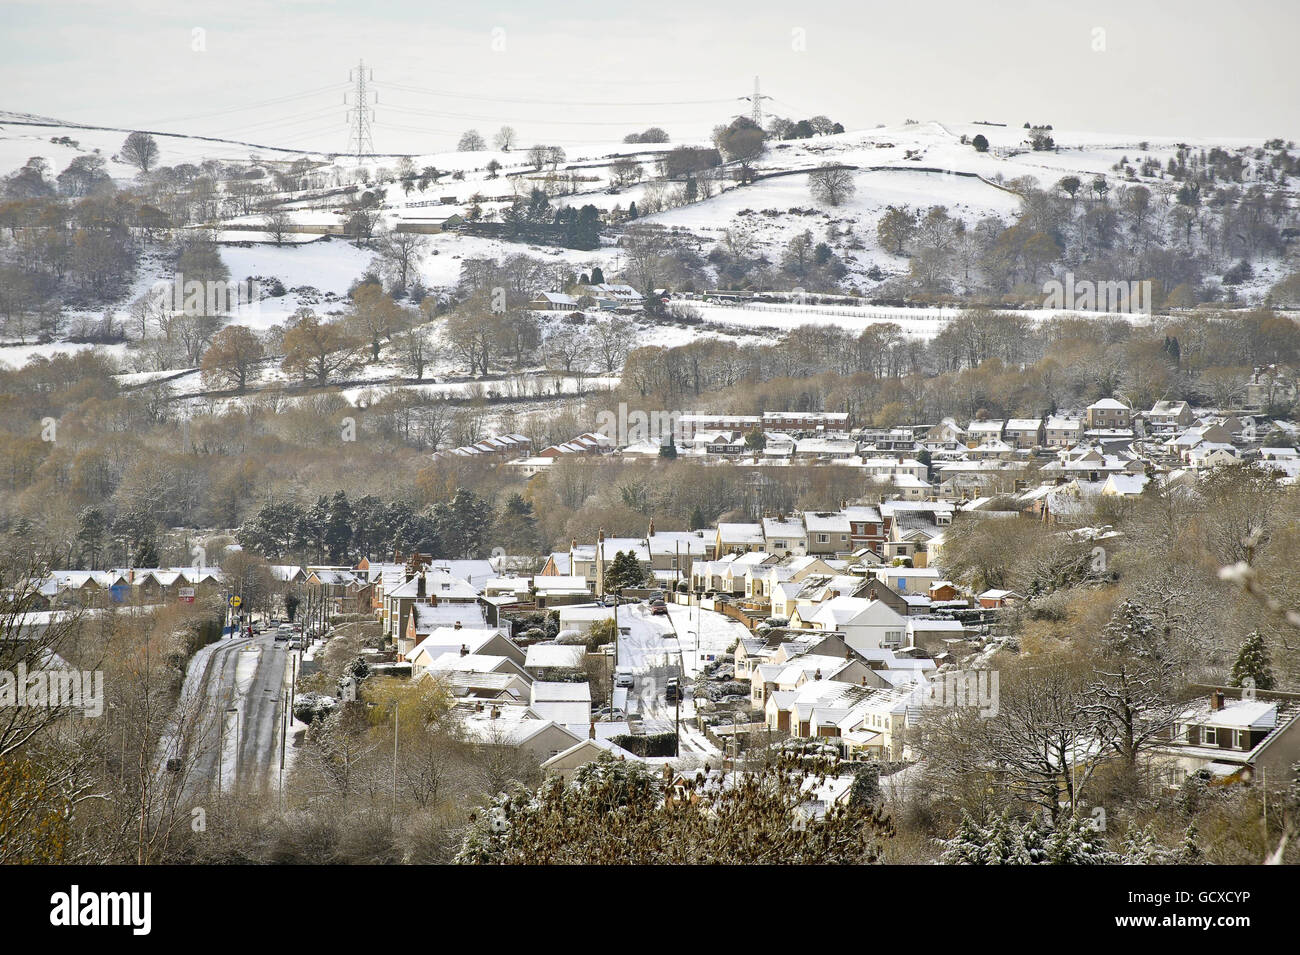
(0, 115), (1289, 374)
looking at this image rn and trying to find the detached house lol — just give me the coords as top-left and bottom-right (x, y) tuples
(1004, 418), (1045, 449)
(1153, 687), (1300, 787)
(1086, 398), (1131, 430)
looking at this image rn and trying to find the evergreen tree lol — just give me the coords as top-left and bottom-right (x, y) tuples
(659, 436), (677, 460)
(499, 493), (541, 554)
(76, 507), (107, 569)
(1119, 825), (1168, 864)
(848, 761), (882, 808)
(938, 812), (989, 865)
(1044, 815), (1114, 864)
(325, 490), (354, 563)
(1229, 630), (1275, 690)
(688, 505), (706, 531)
(430, 488), (492, 558)
(605, 550), (646, 592)
(1179, 822), (1203, 863)
(1102, 598), (1160, 656)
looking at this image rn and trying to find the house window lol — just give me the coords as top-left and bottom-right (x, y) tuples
(817, 534), (829, 543)
(1232, 729), (1244, 749)
(1203, 727), (1217, 745)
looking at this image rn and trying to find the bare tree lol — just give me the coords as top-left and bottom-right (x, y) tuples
(808, 163), (856, 207)
(120, 131), (160, 174)
(493, 126), (517, 152)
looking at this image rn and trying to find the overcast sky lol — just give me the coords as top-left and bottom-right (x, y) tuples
(3, 0), (1297, 153)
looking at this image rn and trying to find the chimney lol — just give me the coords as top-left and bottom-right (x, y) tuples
(417, 574), (426, 598)
(648, 519), (655, 538)
(1212, 690), (1225, 711)
(814, 668), (822, 681)
(861, 676), (868, 686)
(454, 620), (462, 630)
(589, 721), (596, 740)
(460, 643), (469, 656)
(490, 705), (500, 720)
(570, 538), (577, 551)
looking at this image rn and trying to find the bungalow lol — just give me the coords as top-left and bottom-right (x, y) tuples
(1152, 687), (1300, 787)
(530, 681), (593, 724)
(978, 588), (1020, 609)
(793, 596), (909, 653)
(541, 737), (641, 780)
(529, 291), (580, 311)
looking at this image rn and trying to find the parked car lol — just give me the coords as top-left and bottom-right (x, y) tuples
(664, 677), (681, 702)
(650, 600), (667, 616)
(592, 706), (627, 721)
(614, 667), (635, 688)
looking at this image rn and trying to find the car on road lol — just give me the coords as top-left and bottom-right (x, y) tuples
(287, 639), (303, 650)
(614, 667), (635, 688)
(664, 677), (681, 702)
(649, 599), (667, 615)
(273, 630), (289, 641)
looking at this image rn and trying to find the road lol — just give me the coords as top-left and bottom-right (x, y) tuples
(166, 629), (296, 799)
(614, 602), (723, 760)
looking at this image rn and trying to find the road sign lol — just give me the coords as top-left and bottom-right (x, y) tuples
(229, 595), (242, 608)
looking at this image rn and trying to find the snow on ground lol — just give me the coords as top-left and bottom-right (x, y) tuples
(0, 117), (317, 185)
(0, 340), (128, 369)
(665, 603), (749, 680)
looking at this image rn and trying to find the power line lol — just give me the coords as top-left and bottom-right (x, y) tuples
(134, 83), (349, 129)
(385, 81), (734, 108)
(381, 103), (700, 127)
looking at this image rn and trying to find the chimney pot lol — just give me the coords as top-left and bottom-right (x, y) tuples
(1212, 690), (1225, 711)
(460, 643), (468, 656)
(589, 721), (596, 740)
